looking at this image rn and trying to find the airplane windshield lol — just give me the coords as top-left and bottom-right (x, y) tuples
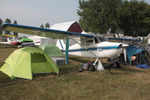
(94, 37), (106, 44)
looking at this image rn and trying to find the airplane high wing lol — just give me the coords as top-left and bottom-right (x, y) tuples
(2, 23), (94, 39)
(2, 23), (141, 42)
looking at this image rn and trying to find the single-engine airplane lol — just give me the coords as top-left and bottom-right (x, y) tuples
(1, 23), (140, 70)
(0, 37), (20, 46)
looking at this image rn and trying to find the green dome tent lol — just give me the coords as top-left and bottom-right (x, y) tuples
(0, 47), (59, 80)
(39, 44), (64, 57)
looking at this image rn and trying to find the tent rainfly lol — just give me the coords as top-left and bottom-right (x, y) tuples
(39, 44), (64, 57)
(0, 47), (59, 80)
(39, 44), (66, 66)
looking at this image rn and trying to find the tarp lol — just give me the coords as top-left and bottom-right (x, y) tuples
(0, 47), (59, 80)
(21, 38), (33, 42)
(39, 44), (64, 57)
(126, 45), (143, 63)
(136, 64), (149, 69)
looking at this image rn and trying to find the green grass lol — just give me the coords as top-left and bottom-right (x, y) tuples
(0, 47), (150, 100)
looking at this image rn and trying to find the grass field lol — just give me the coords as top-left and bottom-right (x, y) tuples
(0, 47), (150, 100)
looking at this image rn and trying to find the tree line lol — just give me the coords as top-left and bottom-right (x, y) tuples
(78, 0), (150, 36)
(0, 18), (18, 35)
(0, 18), (50, 35)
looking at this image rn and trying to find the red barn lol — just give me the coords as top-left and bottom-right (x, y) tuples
(50, 21), (83, 33)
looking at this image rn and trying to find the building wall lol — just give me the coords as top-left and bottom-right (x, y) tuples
(68, 22), (83, 33)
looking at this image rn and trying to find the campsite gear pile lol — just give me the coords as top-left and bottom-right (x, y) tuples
(0, 47), (59, 80)
(79, 62), (97, 72)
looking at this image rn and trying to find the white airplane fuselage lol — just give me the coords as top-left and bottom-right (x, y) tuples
(57, 40), (128, 59)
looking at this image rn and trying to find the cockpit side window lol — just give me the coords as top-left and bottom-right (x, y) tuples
(80, 37), (93, 46)
(94, 37), (106, 43)
(94, 37), (99, 44)
(97, 37), (106, 42)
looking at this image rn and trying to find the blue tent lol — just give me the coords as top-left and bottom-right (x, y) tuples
(126, 45), (150, 69)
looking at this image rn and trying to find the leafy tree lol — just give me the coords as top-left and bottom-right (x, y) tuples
(13, 20), (18, 36)
(119, 0), (150, 36)
(5, 18), (11, 24)
(40, 24), (44, 28)
(78, 0), (150, 36)
(45, 23), (50, 29)
(4, 18), (11, 35)
(78, 0), (122, 34)
(13, 20), (17, 24)
(0, 18), (3, 26)
(0, 18), (3, 34)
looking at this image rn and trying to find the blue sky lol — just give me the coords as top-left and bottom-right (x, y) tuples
(0, 0), (150, 27)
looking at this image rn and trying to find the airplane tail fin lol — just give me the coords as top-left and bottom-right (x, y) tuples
(7, 37), (10, 42)
(56, 39), (66, 51)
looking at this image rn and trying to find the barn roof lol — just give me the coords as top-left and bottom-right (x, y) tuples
(50, 21), (82, 32)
